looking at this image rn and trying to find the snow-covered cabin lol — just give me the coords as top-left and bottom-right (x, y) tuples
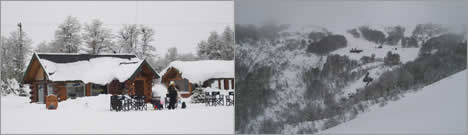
(159, 60), (234, 98)
(21, 53), (160, 103)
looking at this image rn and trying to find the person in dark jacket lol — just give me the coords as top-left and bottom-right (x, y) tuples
(167, 81), (178, 109)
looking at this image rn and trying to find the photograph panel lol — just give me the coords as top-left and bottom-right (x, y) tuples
(235, 0), (467, 134)
(1, 1), (234, 134)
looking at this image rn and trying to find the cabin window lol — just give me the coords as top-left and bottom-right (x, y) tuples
(47, 84), (55, 96)
(175, 79), (190, 93)
(91, 84), (106, 96)
(66, 83), (85, 99)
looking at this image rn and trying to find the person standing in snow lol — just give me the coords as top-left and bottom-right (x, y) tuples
(167, 81), (178, 110)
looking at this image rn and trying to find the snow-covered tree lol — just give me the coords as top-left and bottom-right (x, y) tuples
(412, 23), (447, 45)
(385, 26), (405, 45)
(197, 26), (234, 60)
(83, 19), (113, 54)
(0, 36), (8, 82)
(1, 29), (32, 82)
(53, 16), (82, 53)
(166, 47), (178, 62)
(35, 41), (54, 53)
(0, 79), (29, 96)
(190, 87), (205, 103)
(220, 27), (234, 60)
(138, 25), (156, 59)
(117, 24), (139, 53)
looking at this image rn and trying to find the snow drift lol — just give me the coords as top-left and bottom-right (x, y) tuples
(322, 70), (467, 134)
(1, 94), (234, 134)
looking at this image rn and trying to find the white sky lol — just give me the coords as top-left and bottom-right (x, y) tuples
(236, 0), (467, 33)
(1, 1), (234, 57)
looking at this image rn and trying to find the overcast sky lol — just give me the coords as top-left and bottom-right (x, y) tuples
(236, 0), (467, 33)
(1, 1), (233, 57)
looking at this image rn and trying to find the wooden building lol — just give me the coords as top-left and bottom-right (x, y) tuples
(21, 53), (160, 103)
(160, 60), (234, 98)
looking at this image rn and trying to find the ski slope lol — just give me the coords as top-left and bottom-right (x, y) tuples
(322, 70), (467, 134)
(332, 33), (420, 64)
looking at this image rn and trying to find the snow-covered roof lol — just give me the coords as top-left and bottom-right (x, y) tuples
(159, 60), (234, 84)
(34, 53), (157, 85)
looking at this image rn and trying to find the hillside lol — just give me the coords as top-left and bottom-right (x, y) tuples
(322, 70), (467, 134)
(235, 24), (466, 134)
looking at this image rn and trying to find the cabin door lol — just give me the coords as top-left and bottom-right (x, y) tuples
(135, 80), (144, 96)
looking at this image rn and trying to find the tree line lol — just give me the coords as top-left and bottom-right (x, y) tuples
(1, 15), (234, 95)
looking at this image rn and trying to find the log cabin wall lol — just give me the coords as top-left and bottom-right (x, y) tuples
(161, 67), (193, 98)
(202, 78), (235, 90)
(53, 83), (67, 101)
(224, 79), (229, 90)
(108, 80), (122, 95)
(133, 70), (154, 102)
(161, 67), (183, 86)
(86, 83), (91, 96)
(125, 80), (135, 96)
(218, 80), (222, 89)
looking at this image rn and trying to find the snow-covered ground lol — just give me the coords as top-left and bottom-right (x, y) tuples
(322, 70), (467, 134)
(1, 94), (233, 134)
(332, 33), (421, 63)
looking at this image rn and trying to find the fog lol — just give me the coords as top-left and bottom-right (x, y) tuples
(236, 0), (467, 33)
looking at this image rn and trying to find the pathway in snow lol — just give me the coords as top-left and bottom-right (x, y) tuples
(322, 70), (467, 134)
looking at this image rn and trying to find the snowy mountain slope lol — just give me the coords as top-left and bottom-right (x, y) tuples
(237, 25), (432, 133)
(341, 64), (396, 97)
(321, 70), (467, 134)
(238, 40), (323, 132)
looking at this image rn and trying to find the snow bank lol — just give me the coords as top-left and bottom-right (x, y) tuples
(331, 33), (420, 64)
(159, 60), (234, 84)
(39, 56), (143, 85)
(1, 94), (234, 134)
(152, 84), (168, 98)
(322, 70), (467, 134)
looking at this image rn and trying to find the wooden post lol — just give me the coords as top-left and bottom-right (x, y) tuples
(231, 79), (235, 89)
(218, 79), (221, 89)
(86, 83), (91, 96)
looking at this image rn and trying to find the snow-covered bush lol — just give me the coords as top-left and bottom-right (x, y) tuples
(0, 79), (29, 96)
(358, 26), (386, 44)
(190, 87), (205, 103)
(384, 51), (400, 66)
(306, 34), (347, 55)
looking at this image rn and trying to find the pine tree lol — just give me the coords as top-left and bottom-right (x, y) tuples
(190, 87), (205, 103)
